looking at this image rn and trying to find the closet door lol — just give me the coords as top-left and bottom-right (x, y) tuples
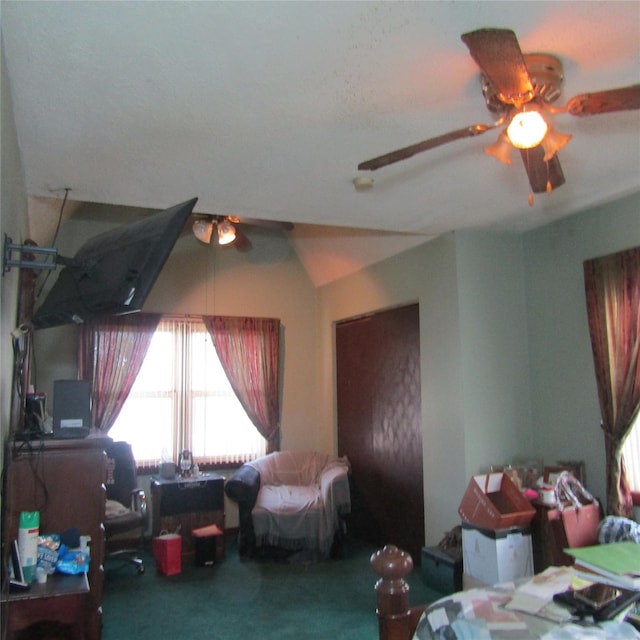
(336, 303), (424, 561)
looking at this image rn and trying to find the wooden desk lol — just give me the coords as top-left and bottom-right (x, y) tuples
(2, 573), (89, 639)
(151, 473), (225, 561)
(3, 437), (108, 639)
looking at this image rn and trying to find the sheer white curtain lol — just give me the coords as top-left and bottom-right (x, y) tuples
(622, 416), (640, 491)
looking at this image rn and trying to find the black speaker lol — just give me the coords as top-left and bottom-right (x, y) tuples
(53, 380), (91, 439)
(24, 393), (47, 436)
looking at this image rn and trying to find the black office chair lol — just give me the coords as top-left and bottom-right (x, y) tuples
(104, 441), (148, 574)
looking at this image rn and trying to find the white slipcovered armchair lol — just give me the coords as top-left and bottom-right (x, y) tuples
(225, 451), (351, 559)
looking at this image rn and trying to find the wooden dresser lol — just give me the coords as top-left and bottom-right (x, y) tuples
(2, 436), (109, 639)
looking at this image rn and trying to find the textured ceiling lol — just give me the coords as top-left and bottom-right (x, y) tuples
(2, 1), (639, 285)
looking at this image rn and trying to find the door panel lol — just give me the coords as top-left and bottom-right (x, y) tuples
(336, 304), (424, 561)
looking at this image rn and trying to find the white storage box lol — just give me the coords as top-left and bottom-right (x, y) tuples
(461, 521), (533, 585)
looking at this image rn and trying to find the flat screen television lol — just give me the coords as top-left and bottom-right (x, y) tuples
(32, 198), (197, 330)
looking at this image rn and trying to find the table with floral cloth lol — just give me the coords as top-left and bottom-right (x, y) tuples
(412, 567), (639, 640)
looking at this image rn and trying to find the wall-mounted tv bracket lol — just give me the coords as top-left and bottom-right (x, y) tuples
(3, 234), (58, 274)
(3, 234), (79, 275)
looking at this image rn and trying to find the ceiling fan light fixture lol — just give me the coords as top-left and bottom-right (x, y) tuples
(217, 219), (236, 245)
(192, 219), (214, 244)
(506, 108), (548, 149)
(484, 131), (513, 165)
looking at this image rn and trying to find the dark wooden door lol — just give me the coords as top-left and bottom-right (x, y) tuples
(336, 303), (424, 562)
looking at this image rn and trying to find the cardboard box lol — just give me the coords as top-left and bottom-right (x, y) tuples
(461, 522), (533, 585)
(458, 472), (535, 530)
(421, 546), (462, 595)
(462, 571), (488, 591)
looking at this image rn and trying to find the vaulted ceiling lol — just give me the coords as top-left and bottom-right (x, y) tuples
(2, 2), (639, 285)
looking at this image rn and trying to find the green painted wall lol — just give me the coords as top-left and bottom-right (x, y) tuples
(319, 198), (639, 544)
(524, 193), (640, 505)
(319, 233), (468, 545)
(318, 230), (534, 544)
(455, 231), (533, 478)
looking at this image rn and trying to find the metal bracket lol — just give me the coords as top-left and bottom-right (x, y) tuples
(3, 234), (58, 274)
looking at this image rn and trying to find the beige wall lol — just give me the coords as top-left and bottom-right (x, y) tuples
(1, 39), (29, 466)
(33, 215), (322, 454)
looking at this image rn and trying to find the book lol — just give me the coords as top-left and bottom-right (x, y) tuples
(565, 542), (640, 590)
(573, 562), (640, 590)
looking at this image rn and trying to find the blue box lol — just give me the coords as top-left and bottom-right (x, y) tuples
(421, 546), (462, 595)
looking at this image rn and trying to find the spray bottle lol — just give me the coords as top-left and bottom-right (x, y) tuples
(18, 511), (39, 582)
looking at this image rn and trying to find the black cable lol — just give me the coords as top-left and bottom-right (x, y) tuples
(11, 330), (29, 406)
(9, 438), (49, 510)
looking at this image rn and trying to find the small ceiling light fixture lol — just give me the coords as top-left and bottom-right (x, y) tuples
(505, 108), (548, 149)
(352, 175), (374, 192)
(192, 219), (214, 244)
(217, 219), (236, 245)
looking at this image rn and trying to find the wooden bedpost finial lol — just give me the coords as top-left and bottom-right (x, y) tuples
(370, 544), (413, 588)
(371, 545), (414, 640)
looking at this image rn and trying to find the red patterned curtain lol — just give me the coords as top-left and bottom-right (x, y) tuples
(583, 246), (640, 517)
(203, 316), (281, 452)
(78, 313), (161, 433)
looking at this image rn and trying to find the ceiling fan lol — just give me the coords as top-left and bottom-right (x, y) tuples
(358, 28), (640, 200)
(190, 214), (293, 252)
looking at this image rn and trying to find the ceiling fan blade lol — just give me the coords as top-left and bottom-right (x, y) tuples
(566, 84), (640, 116)
(461, 28), (534, 107)
(519, 146), (565, 194)
(358, 124), (491, 171)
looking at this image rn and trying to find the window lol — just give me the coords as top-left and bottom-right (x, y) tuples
(622, 413), (640, 491)
(108, 318), (266, 468)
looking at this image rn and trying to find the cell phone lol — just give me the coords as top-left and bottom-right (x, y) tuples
(573, 583), (620, 610)
(7, 540), (30, 591)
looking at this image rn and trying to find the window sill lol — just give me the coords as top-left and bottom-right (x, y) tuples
(136, 461), (246, 476)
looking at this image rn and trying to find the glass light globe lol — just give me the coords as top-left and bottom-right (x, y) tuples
(506, 110), (548, 149)
(217, 220), (236, 245)
(192, 219), (213, 244)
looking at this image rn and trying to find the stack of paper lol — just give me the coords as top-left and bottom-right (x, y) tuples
(504, 565), (578, 623)
(564, 542), (640, 590)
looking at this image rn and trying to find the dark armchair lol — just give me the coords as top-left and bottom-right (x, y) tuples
(104, 440), (148, 573)
(225, 463), (262, 557)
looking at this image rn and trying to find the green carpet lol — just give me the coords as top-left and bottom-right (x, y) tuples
(102, 537), (443, 640)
